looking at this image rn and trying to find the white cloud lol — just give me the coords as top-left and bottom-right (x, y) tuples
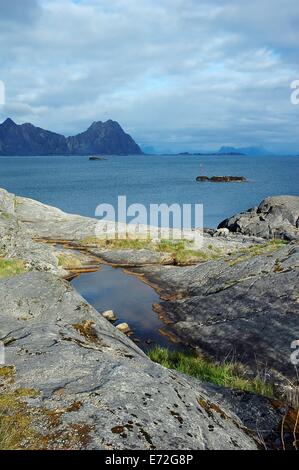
(0, 0), (298, 152)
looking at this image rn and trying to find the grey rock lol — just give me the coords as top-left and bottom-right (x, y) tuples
(87, 248), (174, 266)
(102, 310), (117, 322)
(0, 200), (63, 276)
(116, 322), (131, 334)
(1, 188), (298, 383)
(0, 188), (298, 449)
(213, 228), (230, 237)
(218, 196), (299, 240)
(0, 272), (267, 450)
(136, 243), (299, 380)
(0, 187), (15, 214)
(0, 188), (98, 243)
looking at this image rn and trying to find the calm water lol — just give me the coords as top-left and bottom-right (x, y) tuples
(0, 154), (298, 228)
(71, 264), (179, 351)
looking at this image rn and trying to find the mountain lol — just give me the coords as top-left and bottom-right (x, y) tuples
(0, 118), (142, 156)
(140, 145), (157, 154)
(0, 118), (68, 156)
(218, 145), (274, 156)
(67, 120), (142, 155)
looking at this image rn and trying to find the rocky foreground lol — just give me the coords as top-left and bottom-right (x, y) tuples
(0, 188), (298, 450)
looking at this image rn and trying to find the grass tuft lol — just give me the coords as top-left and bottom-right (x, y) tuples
(148, 347), (275, 398)
(228, 240), (287, 266)
(80, 237), (225, 265)
(0, 258), (27, 278)
(57, 254), (83, 270)
(0, 366), (15, 382)
(0, 389), (41, 450)
(80, 236), (153, 250)
(73, 320), (98, 343)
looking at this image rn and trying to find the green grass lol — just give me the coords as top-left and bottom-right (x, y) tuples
(155, 240), (187, 252)
(57, 253), (83, 269)
(80, 236), (152, 250)
(148, 347), (275, 398)
(0, 258), (27, 278)
(155, 240), (224, 264)
(240, 239), (286, 255)
(227, 240), (287, 266)
(0, 365), (41, 450)
(80, 237), (225, 265)
(0, 366), (90, 450)
(0, 212), (14, 221)
(0, 391), (34, 450)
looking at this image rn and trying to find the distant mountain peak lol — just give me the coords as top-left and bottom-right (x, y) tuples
(0, 118), (142, 156)
(67, 120), (142, 155)
(218, 145), (274, 156)
(2, 117), (17, 127)
(89, 120), (103, 127)
(89, 119), (122, 130)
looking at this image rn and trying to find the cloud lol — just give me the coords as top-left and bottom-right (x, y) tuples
(0, 0), (40, 24)
(0, 0), (298, 152)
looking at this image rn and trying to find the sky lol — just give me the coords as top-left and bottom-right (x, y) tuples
(0, 0), (298, 153)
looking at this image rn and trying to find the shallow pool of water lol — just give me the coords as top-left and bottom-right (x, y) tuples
(71, 264), (180, 351)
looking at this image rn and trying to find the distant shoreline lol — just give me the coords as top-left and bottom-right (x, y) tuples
(0, 152), (298, 158)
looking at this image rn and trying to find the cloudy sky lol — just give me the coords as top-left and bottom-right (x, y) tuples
(0, 0), (298, 153)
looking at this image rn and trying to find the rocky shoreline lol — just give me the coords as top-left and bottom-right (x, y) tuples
(0, 188), (298, 450)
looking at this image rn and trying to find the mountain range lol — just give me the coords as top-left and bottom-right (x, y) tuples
(0, 118), (142, 156)
(140, 145), (276, 156)
(218, 145), (274, 156)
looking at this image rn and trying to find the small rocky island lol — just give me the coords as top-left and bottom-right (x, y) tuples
(0, 188), (298, 450)
(196, 175), (247, 182)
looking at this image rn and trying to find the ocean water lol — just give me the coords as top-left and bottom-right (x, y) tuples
(0, 154), (298, 228)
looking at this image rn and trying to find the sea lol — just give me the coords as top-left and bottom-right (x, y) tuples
(0, 153), (298, 228)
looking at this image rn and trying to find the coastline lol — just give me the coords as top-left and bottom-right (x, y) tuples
(0, 187), (298, 450)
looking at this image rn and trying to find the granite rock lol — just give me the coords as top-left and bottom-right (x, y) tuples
(0, 272), (266, 450)
(218, 196), (299, 240)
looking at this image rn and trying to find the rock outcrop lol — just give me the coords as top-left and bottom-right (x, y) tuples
(1, 271), (269, 450)
(0, 196), (62, 276)
(196, 176), (247, 182)
(0, 118), (142, 156)
(218, 196), (299, 240)
(1, 187), (298, 382)
(135, 241), (299, 381)
(0, 188), (298, 449)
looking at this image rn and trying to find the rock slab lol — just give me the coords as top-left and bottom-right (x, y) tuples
(0, 272), (268, 450)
